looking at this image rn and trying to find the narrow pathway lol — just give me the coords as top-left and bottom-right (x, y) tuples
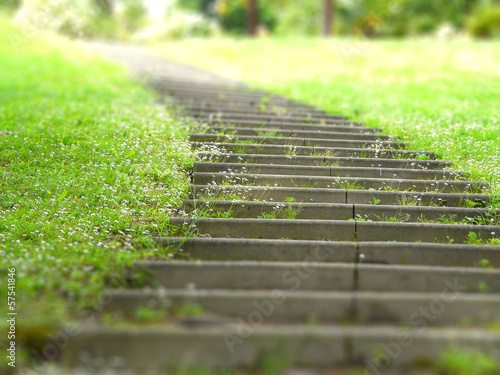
(65, 45), (500, 374)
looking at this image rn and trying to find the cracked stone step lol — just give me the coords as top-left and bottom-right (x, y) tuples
(195, 121), (379, 133)
(195, 153), (450, 169)
(207, 126), (392, 141)
(103, 289), (500, 327)
(166, 217), (500, 243)
(190, 185), (494, 207)
(189, 134), (406, 149)
(192, 172), (486, 193)
(191, 142), (433, 158)
(156, 237), (500, 267)
(137, 260), (500, 293)
(193, 162), (464, 180)
(182, 199), (498, 223)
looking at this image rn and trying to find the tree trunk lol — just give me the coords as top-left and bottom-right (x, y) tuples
(247, 0), (258, 36)
(324, 0), (335, 36)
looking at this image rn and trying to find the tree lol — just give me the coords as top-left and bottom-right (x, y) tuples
(247, 0), (258, 35)
(324, 0), (335, 36)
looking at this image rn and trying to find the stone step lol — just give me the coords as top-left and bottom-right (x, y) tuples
(189, 134), (406, 149)
(201, 117), (368, 128)
(104, 289), (500, 326)
(191, 142), (433, 159)
(158, 85), (310, 104)
(178, 100), (326, 115)
(195, 152), (451, 169)
(196, 121), (380, 133)
(139, 260), (500, 292)
(184, 101), (332, 111)
(207, 126), (392, 141)
(166, 217), (500, 243)
(192, 172), (486, 193)
(61, 325), (500, 371)
(152, 77), (251, 90)
(188, 110), (350, 123)
(193, 162), (463, 180)
(190, 185), (493, 207)
(182, 199), (498, 223)
(157, 237), (500, 267)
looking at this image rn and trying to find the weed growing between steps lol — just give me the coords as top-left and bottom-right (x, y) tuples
(0, 19), (194, 371)
(158, 38), (500, 194)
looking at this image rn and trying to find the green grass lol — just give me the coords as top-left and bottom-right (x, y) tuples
(156, 37), (500, 194)
(0, 19), (194, 370)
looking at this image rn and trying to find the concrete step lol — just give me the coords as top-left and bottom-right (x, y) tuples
(166, 217), (500, 243)
(195, 152), (451, 169)
(182, 103), (331, 116)
(182, 100), (322, 112)
(62, 325), (500, 371)
(189, 110), (351, 123)
(189, 134), (407, 149)
(207, 126), (391, 141)
(182, 199), (498, 223)
(192, 172), (487, 193)
(196, 121), (380, 133)
(190, 185), (494, 207)
(193, 162), (464, 180)
(191, 142), (434, 159)
(157, 237), (500, 267)
(201, 117), (369, 128)
(104, 288), (500, 326)
(139, 260), (500, 292)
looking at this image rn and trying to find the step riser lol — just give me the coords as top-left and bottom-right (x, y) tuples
(193, 172), (484, 193)
(105, 290), (500, 326)
(197, 122), (379, 133)
(143, 261), (500, 292)
(189, 111), (350, 122)
(191, 185), (347, 204)
(167, 218), (499, 243)
(62, 327), (500, 370)
(189, 134), (406, 149)
(207, 127), (390, 141)
(186, 106), (337, 116)
(157, 238), (500, 267)
(190, 185), (492, 207)
(183, 200), (497, 223)
(193, 163), (461, 180)
(347, 190), (492, 207)
(191, 142), (434, 159)
(195, 153), (450, 169)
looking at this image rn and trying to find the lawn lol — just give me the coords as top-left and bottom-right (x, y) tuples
(156, 37), (500, 194)
(0, 19), (194, 371)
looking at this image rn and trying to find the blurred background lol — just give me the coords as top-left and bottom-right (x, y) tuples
(1, 0), (500, 42)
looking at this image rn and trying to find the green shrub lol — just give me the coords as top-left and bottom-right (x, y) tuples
(468, 5), (500, 38)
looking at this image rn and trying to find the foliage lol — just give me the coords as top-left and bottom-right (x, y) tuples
(0, 18), (193, 371)
(176, 0), (277, 34)
(437, 348), (500, 375)
(135, 9), (219, 41)
(118, 0), (148, 33)
(158, 38), (500, 194)
(467, 5), (500, 38)
(15, 0), (99, 38)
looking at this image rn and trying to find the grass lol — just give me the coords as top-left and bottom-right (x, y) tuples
(156, 37), (500, 194)
(0, 19), (194, 371)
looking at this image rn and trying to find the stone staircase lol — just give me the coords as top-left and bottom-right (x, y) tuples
(63, 47), (500, 374)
